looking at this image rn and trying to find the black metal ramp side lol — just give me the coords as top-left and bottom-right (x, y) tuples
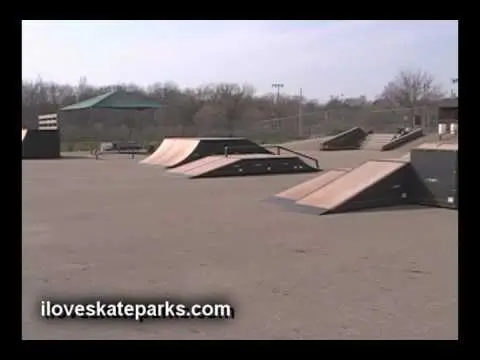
(409, 145), (458, 209)
(22, 129), (61, 159)
(192, 155), (319, 179)
(289, 160), (414, 215)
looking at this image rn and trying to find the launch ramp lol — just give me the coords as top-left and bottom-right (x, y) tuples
(169, 154), (320, 178)
(320, 127), (367, 150)
(290, 160), (412, 215)
(140, 137), (272, 168)
(270, 169), (349, 205)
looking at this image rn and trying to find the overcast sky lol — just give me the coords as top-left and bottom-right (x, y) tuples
(22, 20), (458, 102)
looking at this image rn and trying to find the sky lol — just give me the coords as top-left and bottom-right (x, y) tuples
(22, 20), (458, 102)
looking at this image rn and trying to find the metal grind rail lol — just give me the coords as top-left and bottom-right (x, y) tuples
(223, 144), (320, 170)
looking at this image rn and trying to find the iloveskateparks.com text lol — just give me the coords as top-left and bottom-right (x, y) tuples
(40, 300), (235, 321)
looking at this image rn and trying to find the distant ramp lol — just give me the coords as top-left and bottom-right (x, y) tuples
(381, 128), (424, 151)
(290, 160), (411, 215)
(169, 154), (319, 178)
(270, 169), (349, 205)
(320, 127), (367, 150)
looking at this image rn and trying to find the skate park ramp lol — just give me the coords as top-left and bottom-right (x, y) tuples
(280, 136), (334, 152)
(320, 127), (424, 151)
(380, 128), (424, 151)
(140, 137), (272, 168)
(269, 168), (350, 206)
(320, 127), (367, 150)
(167, 153), (320, 179)
(140, 138), (177, 165)
(360, 133), (396, 150)
(22, 129), (61, 159)
(277, 159), (412, 215)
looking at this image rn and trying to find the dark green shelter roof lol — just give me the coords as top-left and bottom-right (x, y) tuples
(60, 90), (164, 111)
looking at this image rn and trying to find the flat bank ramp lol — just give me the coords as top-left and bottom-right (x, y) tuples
(140, 138), (178, 165)
(293, 160), (411, 215)
(170, 154), (319, 178)
(169, 156), (225, 175)
(180, 156), (239, 178)
(271, 169), (349, 205)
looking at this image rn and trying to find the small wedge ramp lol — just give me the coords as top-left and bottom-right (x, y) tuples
(269, 169), (350, 205)
(284, 160), (412, 215)
(320, 127), (367, 150)
(168, 154), (319, 178)
(140, 137), (272, 168)
(168, 156), (227, 175)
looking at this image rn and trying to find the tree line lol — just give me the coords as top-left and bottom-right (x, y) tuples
(22, 69), (448, 145)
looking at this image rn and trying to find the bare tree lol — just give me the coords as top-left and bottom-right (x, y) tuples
(379, 69), (445, 108)
(211, 83), (255, 136)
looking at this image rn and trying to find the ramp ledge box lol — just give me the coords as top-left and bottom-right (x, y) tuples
(410, 143), (457, 209)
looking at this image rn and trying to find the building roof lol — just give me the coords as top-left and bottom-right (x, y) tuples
(436, 97), (458, 109)
(60, 90), (164, 111)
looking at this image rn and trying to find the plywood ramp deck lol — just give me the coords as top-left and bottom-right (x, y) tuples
(155, 139), (193, 167)
(169, 156), (224, 175)
(183, 157), (240, 178)
(275, 169), (349, 203)
(162, 139), (200, 168)
(140, 138), (177, 165)
(296, 160), (407, 211)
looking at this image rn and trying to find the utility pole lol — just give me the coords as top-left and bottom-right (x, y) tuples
(298, 88), (304, 138)
(451, 78), (458, 98)
(271, 83), (284, 127)
(272, 83), (284, 104)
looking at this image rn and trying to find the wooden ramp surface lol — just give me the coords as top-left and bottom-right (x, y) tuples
(275, 169), (349, 203)
(169, 156), (225, 175)
(162, 139), (201, 168)
(296, 160), (407, 210)
(140, 138), (177, 165)
(156, 139), (194, 167)
(182, 157), (240, 178)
